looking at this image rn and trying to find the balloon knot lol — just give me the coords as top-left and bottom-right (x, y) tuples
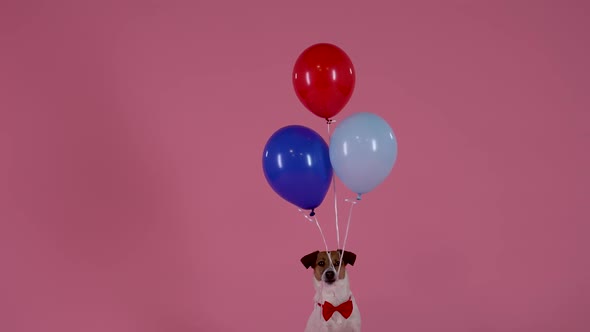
(326, 118), (334, 124)
(356, 194), (362, 200)
(310, 209), (316, 217)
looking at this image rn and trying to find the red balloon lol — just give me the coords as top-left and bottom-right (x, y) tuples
(293, 43), (356, 120)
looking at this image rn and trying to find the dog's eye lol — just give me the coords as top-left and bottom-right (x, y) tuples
(334, 261), (340, 266)
(318, 261), (325, 267)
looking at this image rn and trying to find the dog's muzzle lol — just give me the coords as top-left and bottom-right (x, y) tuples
(323, 268), (337, 283)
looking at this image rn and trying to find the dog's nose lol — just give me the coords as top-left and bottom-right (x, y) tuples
(325, 270), (335, 280)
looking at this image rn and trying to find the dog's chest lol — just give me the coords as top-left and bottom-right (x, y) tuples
(306, 276), (360, 331)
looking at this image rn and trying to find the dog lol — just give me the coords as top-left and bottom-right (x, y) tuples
(301, 250), (361, 332)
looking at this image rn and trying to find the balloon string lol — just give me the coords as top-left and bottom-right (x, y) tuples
(314, 215), (331, 265)
(338, 198), (358, 276)
(327, 120), (341, 252)
(299, 209), (314, 223)
(333, 178), (340, 250)
(298, 209), (331, 263)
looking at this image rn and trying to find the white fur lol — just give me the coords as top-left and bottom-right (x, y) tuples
(305, 273), (361, 332)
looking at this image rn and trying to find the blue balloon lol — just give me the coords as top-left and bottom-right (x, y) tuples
(329, 112), (398, 198)
(262, 125), (332, 215)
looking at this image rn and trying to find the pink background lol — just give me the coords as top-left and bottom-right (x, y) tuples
(1, 1), (589, 331)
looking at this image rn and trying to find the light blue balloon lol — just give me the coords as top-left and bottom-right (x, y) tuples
(329, 112), (398, 198)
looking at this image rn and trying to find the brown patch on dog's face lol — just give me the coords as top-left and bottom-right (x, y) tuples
(301, 250), (357, 282)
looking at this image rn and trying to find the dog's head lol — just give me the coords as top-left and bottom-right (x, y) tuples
(300, 250), (357, 284)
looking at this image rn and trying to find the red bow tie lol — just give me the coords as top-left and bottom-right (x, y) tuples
(320, 298), (353, 321)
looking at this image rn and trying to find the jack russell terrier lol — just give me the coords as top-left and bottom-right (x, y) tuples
(301, 250), (361, 332)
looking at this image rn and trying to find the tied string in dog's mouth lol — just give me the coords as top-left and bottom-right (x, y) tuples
(298, 119), (359, 280)
(326, 120), (359, 278)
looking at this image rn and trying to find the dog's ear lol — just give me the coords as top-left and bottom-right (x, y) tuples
(300, 251), (319, 269)
(338, 250), (357, 266)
